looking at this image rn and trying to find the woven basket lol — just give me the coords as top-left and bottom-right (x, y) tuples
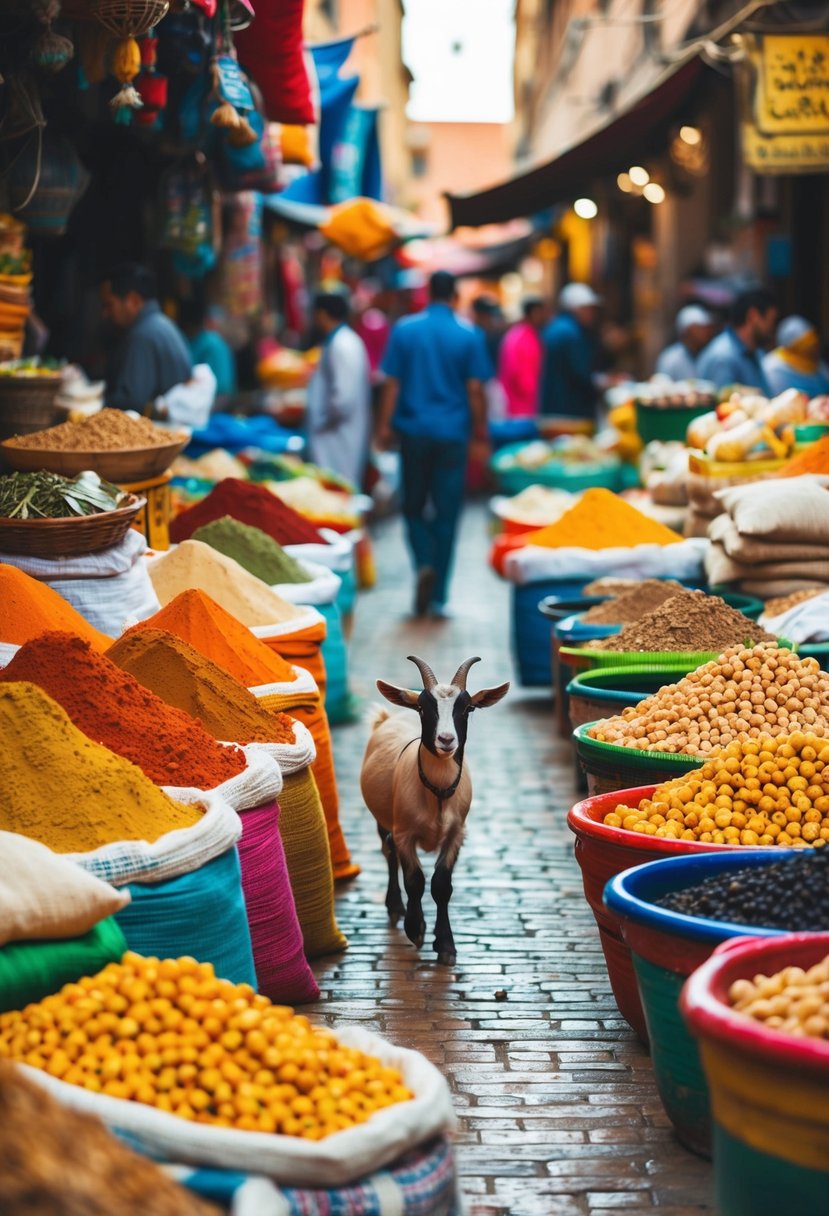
(92, 0), (170, 36)
(0, 493), (145, 558)
(0, 433), (189, 481)
(0, 375), (62, 441)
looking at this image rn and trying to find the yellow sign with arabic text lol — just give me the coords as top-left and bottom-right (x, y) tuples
(741, 35), (829, 173)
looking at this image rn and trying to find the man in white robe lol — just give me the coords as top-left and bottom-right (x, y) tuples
(306, 292), (371, 489)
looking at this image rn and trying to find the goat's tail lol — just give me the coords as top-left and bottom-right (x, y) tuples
(366, 704), (392, 732)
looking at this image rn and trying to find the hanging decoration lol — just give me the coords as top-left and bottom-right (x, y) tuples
(159, 155), (218, 278)
(31, 1), (74, 74)
(91, 0), (171, 123)
(135, 33), (168, 128)
(77, 22), (111, 88)
(209, 54), (258, 147)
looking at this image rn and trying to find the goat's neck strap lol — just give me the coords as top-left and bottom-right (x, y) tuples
(417, 745), (462, 803)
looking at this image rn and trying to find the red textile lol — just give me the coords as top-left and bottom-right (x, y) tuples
(235, 0), (315, 126)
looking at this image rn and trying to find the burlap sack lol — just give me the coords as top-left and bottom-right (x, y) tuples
(709, 515), (829, 564)
(706, 541), (829, 587)
(741, 578), (829, 599)
(715, 476), (829, 543)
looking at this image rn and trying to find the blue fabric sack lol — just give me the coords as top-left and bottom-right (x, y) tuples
(116, 848), (256, 986)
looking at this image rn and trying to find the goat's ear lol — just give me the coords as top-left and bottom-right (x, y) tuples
(470, 681), (510, 709)
(376, 679), (421, 709)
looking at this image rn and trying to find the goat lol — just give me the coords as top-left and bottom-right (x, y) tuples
(360, 654), (509, 967)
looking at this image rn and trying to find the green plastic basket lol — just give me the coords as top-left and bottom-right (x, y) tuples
(566, 664), (697, 731)
(574, 721), (702, 797)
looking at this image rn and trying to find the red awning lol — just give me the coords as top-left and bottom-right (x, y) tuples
(447, 57), (706, 229)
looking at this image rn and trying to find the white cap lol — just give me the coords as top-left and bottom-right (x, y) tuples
(676, 304), (714, 334)
(559, 282), (601, 311)
(776, 315), (814, 349)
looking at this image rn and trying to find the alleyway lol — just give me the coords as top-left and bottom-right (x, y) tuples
(314, 503), (714, 1216)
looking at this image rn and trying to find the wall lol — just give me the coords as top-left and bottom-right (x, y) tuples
(405, 122), (514, 228)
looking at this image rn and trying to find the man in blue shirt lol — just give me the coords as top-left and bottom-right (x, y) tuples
(101, 264), (192, 413)
(377, 270), (490, 618)
(696, 287), (778, 394)
(539, 283), (602, 420)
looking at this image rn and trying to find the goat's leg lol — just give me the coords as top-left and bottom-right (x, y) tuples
(431, 827), (465, 966)
(398, 840), (426, 950)
(377, 823), (405, 925)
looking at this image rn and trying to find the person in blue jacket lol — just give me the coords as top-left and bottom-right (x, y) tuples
(696, 287), (778, 393)
(763, 316), (829, 398)
(538, 283), (602, 420)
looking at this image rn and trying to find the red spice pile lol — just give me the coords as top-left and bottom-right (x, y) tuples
(0, 632), (247, 788)
(170, 479), (325, 546)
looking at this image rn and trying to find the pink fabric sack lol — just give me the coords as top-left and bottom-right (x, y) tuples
(237, 799), (319, 1003)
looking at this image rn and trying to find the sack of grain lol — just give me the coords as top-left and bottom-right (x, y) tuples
(172, 744), (283, 814)
(708, 514), (829, 564)
(21, 1024), (456, 1188)
(269, 563), (352, 726)
(714, 475), (829, 543)
(759, 591), (829, 642)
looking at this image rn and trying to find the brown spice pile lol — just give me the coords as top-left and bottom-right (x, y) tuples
(592, 589), (778, 653)
(582, 580), (683, 624)
(764, 588), (826, 617)
(582, 577), (640, 597)
(5, 409), (176, 451)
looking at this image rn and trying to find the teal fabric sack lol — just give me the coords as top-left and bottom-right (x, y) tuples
(116, 847), (256, 987)
(0, 917), (127, 1013)
(315, 600), (352, 724)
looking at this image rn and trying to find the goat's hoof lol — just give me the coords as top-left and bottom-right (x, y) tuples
(436, 950), (457, 968)
(387, 906), (404, 927)
(405, 923), (425, 949)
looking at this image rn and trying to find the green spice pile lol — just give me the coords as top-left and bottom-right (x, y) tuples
(0, 471), (126, 519)
(192, 516), (312, 585)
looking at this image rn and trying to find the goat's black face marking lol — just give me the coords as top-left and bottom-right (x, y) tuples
(417, 689), (441, 755)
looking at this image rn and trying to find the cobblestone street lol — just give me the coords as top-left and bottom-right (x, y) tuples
(313, 503), (714, 1216)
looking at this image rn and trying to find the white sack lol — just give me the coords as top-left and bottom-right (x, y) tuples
(68, 789), (242, 888)
(284, 529), (354, 575)
(270, 558), (341, 606)
(167, 745), (283, 814)
(502, 537), (708, 586)
(18, 1024), (456, 1187)
(156, 363), (215, 429)
(760, 592), (829, 643)
(714, 475), (829, 543)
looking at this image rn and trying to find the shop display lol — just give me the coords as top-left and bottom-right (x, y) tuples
(0, 632), (246, 788)
(0, 681), (201, 851)
(727, 951), (829, 1037)
(687, 388), (808, 462)
(0, 952), (412, 1132)
(658, 849), (829, 928)
(590, 590), (776, 654)
(171, 478), (326, 546)
(589, 645), (829, 753)
(107, 628), (296, 744)
(607, 731), (829, 846)
(147, 540), (306, 625)
(191, 516), (312, 585)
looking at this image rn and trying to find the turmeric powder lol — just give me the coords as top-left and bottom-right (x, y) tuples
(0, 681), (201, 852)
(525, 487), (682, 550)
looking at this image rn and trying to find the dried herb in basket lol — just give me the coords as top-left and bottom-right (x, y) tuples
(0, 471), (127, 519)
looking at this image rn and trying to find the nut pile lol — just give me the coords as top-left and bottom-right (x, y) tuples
(589, 645), (829, 755)
(729, 954), (829, 1039)
(659, 850), (829, 928)
(0, 954), (413, 1138)
(606, 733), (829, 846)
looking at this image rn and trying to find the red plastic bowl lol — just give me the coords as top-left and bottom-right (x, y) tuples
(567, 787), (737, 1041)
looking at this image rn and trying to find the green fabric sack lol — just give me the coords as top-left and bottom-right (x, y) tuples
(0, 917), (127, 1013)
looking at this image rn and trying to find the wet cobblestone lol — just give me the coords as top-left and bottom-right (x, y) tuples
(312, 504), (713, 1216)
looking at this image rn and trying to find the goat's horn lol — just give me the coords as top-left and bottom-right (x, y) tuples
(407, 654), (438, 689)
(451, 656), (481, 689)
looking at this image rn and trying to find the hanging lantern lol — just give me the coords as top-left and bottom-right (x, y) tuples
(31, 0), (73, 73)
(134, 34), (167, 128)
(92, 0), (170, 124)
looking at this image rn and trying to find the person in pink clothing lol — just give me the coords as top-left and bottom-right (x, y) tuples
(498, 296), (545, 418)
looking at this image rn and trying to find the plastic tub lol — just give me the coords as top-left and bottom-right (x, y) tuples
(799, 642), (829, 672)
(490, 443), (622, 498)
(635, 399), (713, 445)
(604, 852), (788, 1156)
(511, 580), (590, 688)
(566, 788), (735, 1041)
(573, 722), (702, 798)
(682, 933), (829, 1216)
